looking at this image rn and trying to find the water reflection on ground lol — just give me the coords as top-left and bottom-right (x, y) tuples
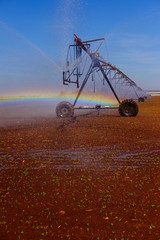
(0, 146), (160, 170)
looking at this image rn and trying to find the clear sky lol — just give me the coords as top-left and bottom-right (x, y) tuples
(0, 0), (160, 96)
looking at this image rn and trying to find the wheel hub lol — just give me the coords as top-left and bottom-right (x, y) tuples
(61, 107), (69, 115)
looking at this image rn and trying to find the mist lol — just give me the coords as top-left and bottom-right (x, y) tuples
(0, 21), (63, 97)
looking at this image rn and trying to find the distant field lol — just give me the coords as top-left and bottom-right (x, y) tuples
(147, 91), (160, 96)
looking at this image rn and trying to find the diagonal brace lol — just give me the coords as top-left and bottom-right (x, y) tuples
(73, 62), (95, 106)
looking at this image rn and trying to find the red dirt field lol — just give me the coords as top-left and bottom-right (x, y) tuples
(0, 96), (160, 240)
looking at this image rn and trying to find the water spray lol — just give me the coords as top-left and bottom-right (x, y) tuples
(0, 21), (62, 72)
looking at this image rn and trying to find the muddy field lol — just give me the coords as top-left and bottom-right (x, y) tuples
(0, 96), (160, 240)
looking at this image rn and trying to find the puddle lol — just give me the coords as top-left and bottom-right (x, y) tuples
(0, 146), (160, 170)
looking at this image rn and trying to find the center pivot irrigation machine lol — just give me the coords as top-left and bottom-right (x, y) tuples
(56, 34), (147, 118)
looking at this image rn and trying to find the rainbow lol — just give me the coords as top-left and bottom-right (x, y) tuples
(0, 92), (118, 107)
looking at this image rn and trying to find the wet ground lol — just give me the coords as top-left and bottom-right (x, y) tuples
(0, 96), (160, 239)
(1, 146), (160, 171)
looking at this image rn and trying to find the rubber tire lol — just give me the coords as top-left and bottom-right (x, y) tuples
(56, 101), (74, 118)
(119, 99), (138, 117)
(138, 97), (144, 102)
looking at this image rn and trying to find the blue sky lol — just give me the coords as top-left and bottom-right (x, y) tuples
(0, 0), (160, 96)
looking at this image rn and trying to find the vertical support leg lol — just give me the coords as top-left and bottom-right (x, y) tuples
(97, 61), (120, 104)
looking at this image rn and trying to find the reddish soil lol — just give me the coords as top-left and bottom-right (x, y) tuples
(0, 96), (160, 240)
